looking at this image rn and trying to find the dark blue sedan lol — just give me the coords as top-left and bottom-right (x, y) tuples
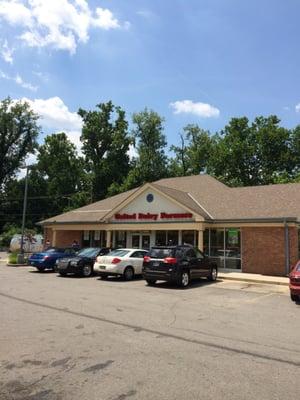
(28, 247), (77, 271)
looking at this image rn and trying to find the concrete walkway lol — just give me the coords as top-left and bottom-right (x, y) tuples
(218, 269), (289, 286)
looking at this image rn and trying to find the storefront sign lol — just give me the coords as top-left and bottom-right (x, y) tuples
(227, 229), (239, 245)
(114, 212), (193, 221)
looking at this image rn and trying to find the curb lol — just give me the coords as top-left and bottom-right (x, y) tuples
(6, 263), (30, 267)
(219, 275), (289, 286)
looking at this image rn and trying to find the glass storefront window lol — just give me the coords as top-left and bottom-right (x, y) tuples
(182, 231), (195, 246)
(210, 229), (224, 257)
(156, 231), (167, 246)
(206, 228), (241, 269)
(167, 231), (178, 245)
(115, 231), (126, 248)
(82, 230), (90, 247)
(225, 228), (241, 269)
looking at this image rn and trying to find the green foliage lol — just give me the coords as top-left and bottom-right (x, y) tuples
(78, 101), (132, 201)
(8, 252), (18, 264)
(210, 116), (294, 186)
(0, 223), (36, 247)
(170, 125), (216, 176)
(0, 224), (21, 247)
(0, 97), (40, 189)
(37, 132), (84, 215)
(117, 108), (169, 192)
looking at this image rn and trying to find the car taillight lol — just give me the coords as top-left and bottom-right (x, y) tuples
(290, 275), (300, 283)
(144, 256), (151, 263)
(111, 258), (121, 264)
(43, 256), (49, 260)
(96, 256), (102, 262)
(163, 257), (177, 264)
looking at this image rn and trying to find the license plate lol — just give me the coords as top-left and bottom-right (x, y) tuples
(100, 265), (106, 270)
(153, 261), (159, 267)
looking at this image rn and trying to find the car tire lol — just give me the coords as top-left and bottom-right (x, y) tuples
(100, 275), (108, 280)
(208, 266), (218, 282)
(178, 271), (190, 288)
(290, 292), (298, 302)
(146, 279), (156, 286)
(82, 264), (92, 277)
(123, 266), (134, 281)
(36, 266), (45, 272)
(59, 271), (67, 277)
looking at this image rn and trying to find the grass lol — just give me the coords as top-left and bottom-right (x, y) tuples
(8, 252), (28, 264)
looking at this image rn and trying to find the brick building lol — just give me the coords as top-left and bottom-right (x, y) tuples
(39, 175), (300, 276)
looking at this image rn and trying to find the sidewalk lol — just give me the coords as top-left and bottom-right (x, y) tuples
(218, 269), (289, 286)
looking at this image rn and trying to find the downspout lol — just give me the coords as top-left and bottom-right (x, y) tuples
(284, 219), (290, 276)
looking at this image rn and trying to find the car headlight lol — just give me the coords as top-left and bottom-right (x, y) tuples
(70, 260), (78, 266)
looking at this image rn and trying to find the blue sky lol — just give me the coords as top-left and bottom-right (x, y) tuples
(1, 0), (300, 153)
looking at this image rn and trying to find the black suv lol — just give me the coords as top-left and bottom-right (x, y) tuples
(56, 247), (110, 277)
(142, 245), (218, 288)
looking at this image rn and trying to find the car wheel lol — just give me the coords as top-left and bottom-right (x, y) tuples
(178, 271), (190, 288)
(59, 271), (67, 277)
(36, 266), (45, 272)
(290, 292), (298, 302)
(123, 267), (134, 281)
(100, 275), (108, 280)
(208, 266), (218, 282)
(146, 279), (156, 286)
(82, 264), (92, 277)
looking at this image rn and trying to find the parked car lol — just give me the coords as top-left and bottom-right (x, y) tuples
(289, 261), (300, 302)
(142, 245), (218, 288)
(56, 247), (110, 277)
(28, 247), (76, 271)
(94, 248), (149, 280)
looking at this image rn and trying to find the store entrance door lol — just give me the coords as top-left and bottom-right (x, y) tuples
(141, 235), (150, 250)
(131, 233), (151, 250)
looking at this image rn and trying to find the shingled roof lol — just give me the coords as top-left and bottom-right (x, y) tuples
(39, 174), (300, 225)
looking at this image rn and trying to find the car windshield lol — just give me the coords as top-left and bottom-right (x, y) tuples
(296, 264), (300, 272)
(77, 248), (100, 257)
(109, 249), (130, 257)
(149, 248), (175, 258)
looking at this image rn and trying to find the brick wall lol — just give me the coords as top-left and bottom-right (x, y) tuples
(44, 228), (53, 245)
(55, 230), (82, 248)
(241, 226), (298, 276)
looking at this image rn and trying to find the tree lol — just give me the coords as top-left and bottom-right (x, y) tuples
(170, 125), (216, 176)
(0, 97), (40, 189)
(210, 116), (294, 186)
(116, 108), (168, 192)
(37, 132), (85, 215)
(78, 101), (131, 201)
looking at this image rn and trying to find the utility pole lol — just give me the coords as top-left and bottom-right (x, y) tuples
(18, 165), (31, 264)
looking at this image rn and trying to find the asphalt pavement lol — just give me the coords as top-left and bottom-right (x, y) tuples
(0, 263), (299, 400)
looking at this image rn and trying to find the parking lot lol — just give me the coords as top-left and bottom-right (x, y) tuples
(0, 264), (299, 400)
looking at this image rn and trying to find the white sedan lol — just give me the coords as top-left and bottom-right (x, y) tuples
(94, 248), (149, 280)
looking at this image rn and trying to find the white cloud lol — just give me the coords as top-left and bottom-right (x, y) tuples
(0, 69), (37, 91)
(19, 96), (83, 152)
(295, 103), (300, 113)
(170, 100), (220, 118)
(21, 96), (82, 131)
(0, 40), (14, 63)
(0, 0), (129, 54)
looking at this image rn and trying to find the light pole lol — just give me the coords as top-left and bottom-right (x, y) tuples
(18, 165), (33, 264)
